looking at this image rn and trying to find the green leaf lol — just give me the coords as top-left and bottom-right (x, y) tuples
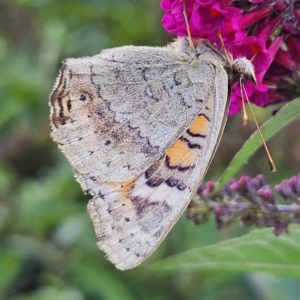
(215, 99), (300, 192)
(11, 287), (84, 300)
(151, 225), (300, 276)
(71, 261), (138, 300)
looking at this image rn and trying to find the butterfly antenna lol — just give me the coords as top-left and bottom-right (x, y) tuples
(218, 30), (231, 65)
(241, 84), (276, 172)
(183, 0), (194, 50)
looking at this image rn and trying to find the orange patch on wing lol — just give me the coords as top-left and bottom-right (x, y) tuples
(188, 115), (210, 136)
(166, 139), (196, 167)
(119, 178), (136, 204)
(120, 179), (135, 194)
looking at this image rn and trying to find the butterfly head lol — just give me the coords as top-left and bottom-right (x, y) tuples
(232, 57), (257, 85)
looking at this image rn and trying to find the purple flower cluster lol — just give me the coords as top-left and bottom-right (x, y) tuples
(187, 173), (300, 235)
(275, 174), (300, 200)
(161, 0), (300, 115)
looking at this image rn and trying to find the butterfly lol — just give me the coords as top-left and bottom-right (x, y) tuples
(49, 37), (256, 270)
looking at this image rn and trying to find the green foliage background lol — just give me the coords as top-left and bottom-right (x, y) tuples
(1, 0), (300, 299)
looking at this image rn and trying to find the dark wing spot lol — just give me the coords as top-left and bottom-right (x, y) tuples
(165, 156), (176, 170)
(145, 158), (162, 179)
(146, 177), (164, 188)
(80, 94), (86, 101)
(98, 192), (105, 199)
(180, 137), (202, 149)
(177, 182), (187, 191)
(67, 99), (72, 111)
(198, 113), (210, 121)
(178, 165), (194, 172)
(135, 199), (158, 219)
(166, 177), (179, 187)
(187, 128), (206, 138)
(165, 156), (195, 172)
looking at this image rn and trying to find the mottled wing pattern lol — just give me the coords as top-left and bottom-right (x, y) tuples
(87, 65), (229, 270)
(50, 41), (217, 185)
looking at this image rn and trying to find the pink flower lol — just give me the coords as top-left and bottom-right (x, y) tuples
(161, 0), (188, 37)
(286, 36), (300, 66)
(160, 0), (300, 115)
(232, 36), (270, 73)
(161, 0), (244, 45)
(229, 81), (266, 116)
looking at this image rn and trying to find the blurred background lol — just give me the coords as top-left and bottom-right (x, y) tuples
(1, 0), (300, 299)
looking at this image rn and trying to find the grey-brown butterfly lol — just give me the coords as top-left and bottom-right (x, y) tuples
(49, 38), (256, 270)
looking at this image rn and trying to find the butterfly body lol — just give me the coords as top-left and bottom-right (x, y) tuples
(50, 38), (255, 270)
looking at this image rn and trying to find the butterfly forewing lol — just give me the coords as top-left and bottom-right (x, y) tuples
(50, 41), (219, 185)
